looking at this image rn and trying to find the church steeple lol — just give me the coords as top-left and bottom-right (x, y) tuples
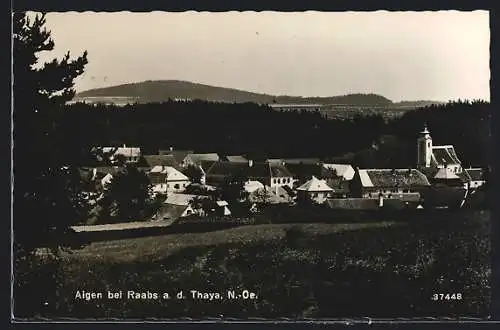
(417, 123), (433, 168)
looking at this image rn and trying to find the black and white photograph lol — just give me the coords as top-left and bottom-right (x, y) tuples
(12, 10), (492, 320)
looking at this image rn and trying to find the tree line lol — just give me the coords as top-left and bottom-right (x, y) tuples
(63, 99), (490, 168)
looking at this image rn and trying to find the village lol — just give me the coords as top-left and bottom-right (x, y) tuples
(76, 124), (487, 230)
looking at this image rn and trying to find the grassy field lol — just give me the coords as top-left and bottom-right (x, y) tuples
(15, 211), (491, 320)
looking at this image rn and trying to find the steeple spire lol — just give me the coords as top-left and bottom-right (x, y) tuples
(421, 122), (430, 134)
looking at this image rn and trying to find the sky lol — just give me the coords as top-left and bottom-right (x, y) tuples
(32, 11), (490, 102)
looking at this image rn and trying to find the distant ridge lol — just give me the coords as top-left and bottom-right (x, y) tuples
(74, 80), (394, 106)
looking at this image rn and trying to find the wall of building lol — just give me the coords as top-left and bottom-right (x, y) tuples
(270, 176), (294, 189)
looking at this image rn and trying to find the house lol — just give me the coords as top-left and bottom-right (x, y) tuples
(225, 155), (248, 163)
(296, 176), (334, 204)
(154, 194), (231, 221)
(350, 168), (430, 200)
(205, 160), (294, 189)
(464, 167), (486, 189)
(101, 145), (141, 164)
(182, 153), (220, 167)
(154, 193), (198, 221)
(148, 165), (191, 194)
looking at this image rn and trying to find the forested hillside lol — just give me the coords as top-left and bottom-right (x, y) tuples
(62, 99), (490, 168)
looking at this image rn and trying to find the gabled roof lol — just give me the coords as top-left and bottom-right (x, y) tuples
(325, 177), (351, 193)
(206, 162), (270, 181)
(141, 155), (179, 168)
(266, 158), (321, 165)
(322, 164), (355, 180)
(297, 176), (334, 192)
(358, 169), (430, 188)
(269, 162), (293, 177)
(431, 145), (461, 166)
(158, 150), (194, 163)
(185, 153), (220, 163)
(157, 204), (190, 221)
(225, 155), (248, 163)
(150, 166), (189, 181)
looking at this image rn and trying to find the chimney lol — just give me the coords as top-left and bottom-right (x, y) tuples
(170, 146), (173, 151)
(123, 144), (126, 148)
(248, 160), (253, 167)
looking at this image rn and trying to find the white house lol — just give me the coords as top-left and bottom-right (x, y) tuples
(350, 168), (430, 200)
(464, 167), (486, 189)
(296, 176), (334, 204)
(148, 165), (191, 194)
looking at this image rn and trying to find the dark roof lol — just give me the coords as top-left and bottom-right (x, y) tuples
(206, 162), (270, 181)
(158, 150), (194, 163)
(431, 146), (461, 166)
(267, 158), (321, 165)
(199, 160), (217, 171)
(225, 155), (248, 163)
(284, 163), (323, 178)
(365, 169), (430, 188)
(269, 163), (293, 177)
(156, 204), (188, 221)
(140, 155), (180, 168)
(465, 168), (484, 181)
(325, 178), (350, 194)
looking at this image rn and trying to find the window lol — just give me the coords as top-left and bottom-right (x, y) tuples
(174, 184), (180, 189)
(273, 179), (277, 184)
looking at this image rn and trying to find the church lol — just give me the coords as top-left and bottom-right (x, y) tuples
(416, 124), (486, 190)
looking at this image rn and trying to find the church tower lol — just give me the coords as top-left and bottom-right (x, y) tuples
(417, 124), (433, 168)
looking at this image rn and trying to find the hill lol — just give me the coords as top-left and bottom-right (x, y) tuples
(393, 100), (445, 108)
(75, 80), (394, 106)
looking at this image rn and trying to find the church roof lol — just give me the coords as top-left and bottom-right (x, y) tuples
(431, 145), (461, 166)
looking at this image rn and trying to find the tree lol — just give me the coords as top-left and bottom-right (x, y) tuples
(105, 165), (152, 222)
(13, 12), (89, 317)
(14, 12), (89, 252)
(184, 164), (203, 184)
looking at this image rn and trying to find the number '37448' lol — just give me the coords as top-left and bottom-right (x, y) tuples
(431, 293), (462, 301)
